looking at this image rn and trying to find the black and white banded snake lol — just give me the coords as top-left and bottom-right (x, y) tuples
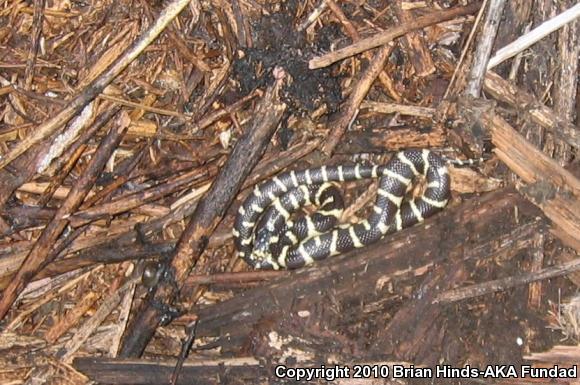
(233, 149), (483, 270)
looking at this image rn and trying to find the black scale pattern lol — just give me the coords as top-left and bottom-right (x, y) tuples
(233, 149), (452, 269)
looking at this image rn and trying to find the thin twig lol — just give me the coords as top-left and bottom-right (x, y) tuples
(321, 45), (393, 156)
(309, 2), (482, 69)
(434, 255), (580, 303)
(488, 2), (580, 69)
(0, 0), (195, 171)
(464, 0), (506, 97)
(24, 0), (46, 90)
(0, 113), (131, 321)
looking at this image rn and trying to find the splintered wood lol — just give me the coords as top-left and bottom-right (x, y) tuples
(0, 1), (579, 384)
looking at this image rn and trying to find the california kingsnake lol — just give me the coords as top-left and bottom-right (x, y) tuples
(233, 149), (481, 270)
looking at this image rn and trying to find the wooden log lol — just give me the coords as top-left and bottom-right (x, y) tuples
(483, 71), (579, 148)
(118, 73), (287, 357)
(73, 357), (266, 385)
(369, 262), (469, 364)
(193, 189), (543, 360)
(482, 112), (580, 252)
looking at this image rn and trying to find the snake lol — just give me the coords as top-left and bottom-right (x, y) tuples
(233, 149), (481, 270)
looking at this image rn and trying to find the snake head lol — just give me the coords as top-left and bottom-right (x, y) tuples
(253, 228), (277, 254)
(250, 228), (281, 269)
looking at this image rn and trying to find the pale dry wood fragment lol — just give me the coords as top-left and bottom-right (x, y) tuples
(361, 101), (435, 118)
(309, 2), (482, 69)
(483, 71), (579, 148)
(0, 0), (196, 171)
(465, 0), (506, 97)
(488, 2), (580, 69)
(57, 279), (138, 363)
(483, 113), (580, 252)
(44, 291), (101, 343)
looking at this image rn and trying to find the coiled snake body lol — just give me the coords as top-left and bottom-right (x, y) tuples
(234, 149), (477, 270)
